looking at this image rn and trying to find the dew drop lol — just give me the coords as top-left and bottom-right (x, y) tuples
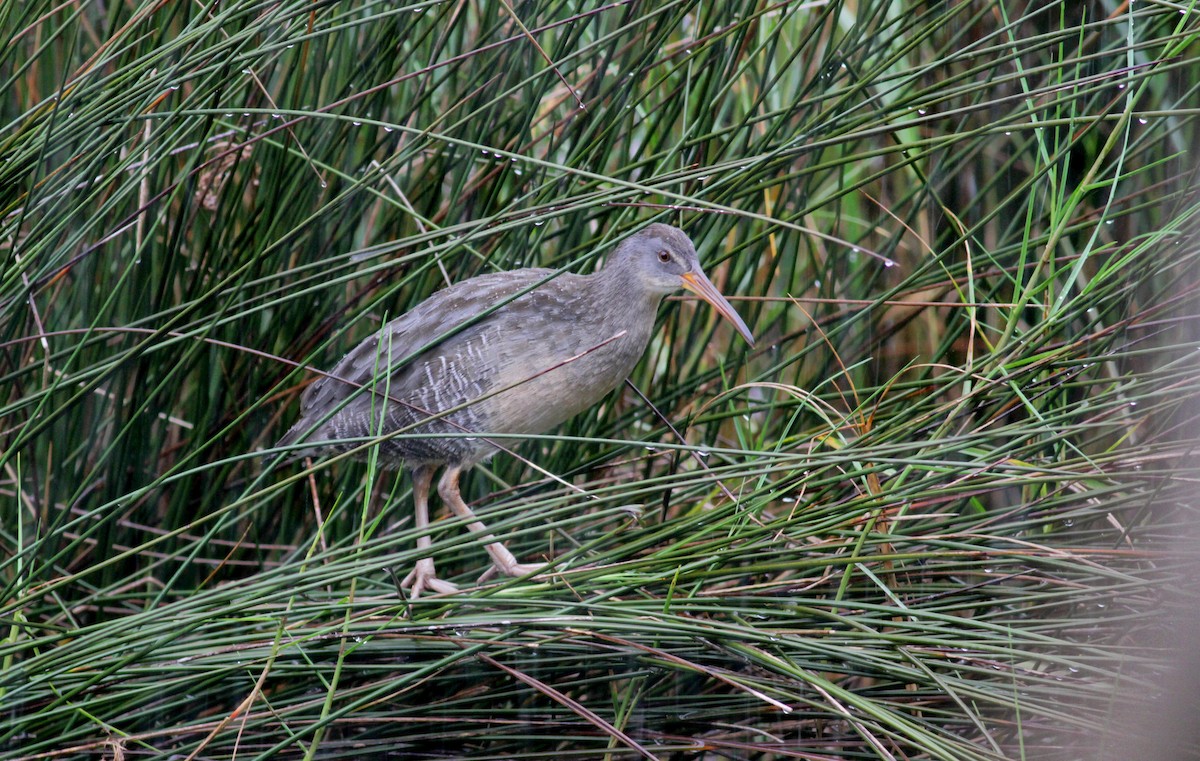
(384, 126), (394, 132)
(918, 108), (927, 115)
(352, 120), (361, 126)
(883, 259), (897, 268)
(1137, 117), (1147, 124)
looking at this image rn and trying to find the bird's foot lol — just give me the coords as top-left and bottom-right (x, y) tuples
(400, 558), (459, 597)
(477, 561), (549, 583)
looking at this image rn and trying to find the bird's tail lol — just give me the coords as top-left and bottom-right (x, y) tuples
(274, 421), (321, 464)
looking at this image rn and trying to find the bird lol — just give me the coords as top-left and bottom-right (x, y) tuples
(277, 223), (754, 596)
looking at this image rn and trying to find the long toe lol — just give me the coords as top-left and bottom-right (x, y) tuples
(479, 561), (548, 582)
(401, 560), (459, 597)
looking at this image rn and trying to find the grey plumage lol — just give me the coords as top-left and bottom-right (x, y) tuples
(278, 223), (753, 596)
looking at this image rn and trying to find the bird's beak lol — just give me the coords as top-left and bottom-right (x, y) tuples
(680, 271), (755, 347)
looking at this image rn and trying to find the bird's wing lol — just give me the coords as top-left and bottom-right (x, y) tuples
(293, 267), (558, 424)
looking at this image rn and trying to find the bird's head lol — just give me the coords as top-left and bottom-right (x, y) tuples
(610, 223), (755, 346)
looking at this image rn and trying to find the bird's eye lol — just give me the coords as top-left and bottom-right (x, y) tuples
(657, 250), (672, 263)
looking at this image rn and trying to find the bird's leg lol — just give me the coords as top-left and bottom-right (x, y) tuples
(437, 465), (546, 580)
(400, 465), (458, 597)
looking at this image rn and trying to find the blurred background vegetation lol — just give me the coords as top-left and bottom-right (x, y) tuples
(2, 0), (1199, 758)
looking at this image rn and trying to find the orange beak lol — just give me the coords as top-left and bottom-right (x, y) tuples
(680, 271), (755, 346)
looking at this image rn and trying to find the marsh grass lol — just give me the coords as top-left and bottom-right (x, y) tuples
(2, 1), (1199, 759)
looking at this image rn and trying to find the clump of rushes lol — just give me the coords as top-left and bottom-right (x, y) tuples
(1, 2), (1198, 759)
